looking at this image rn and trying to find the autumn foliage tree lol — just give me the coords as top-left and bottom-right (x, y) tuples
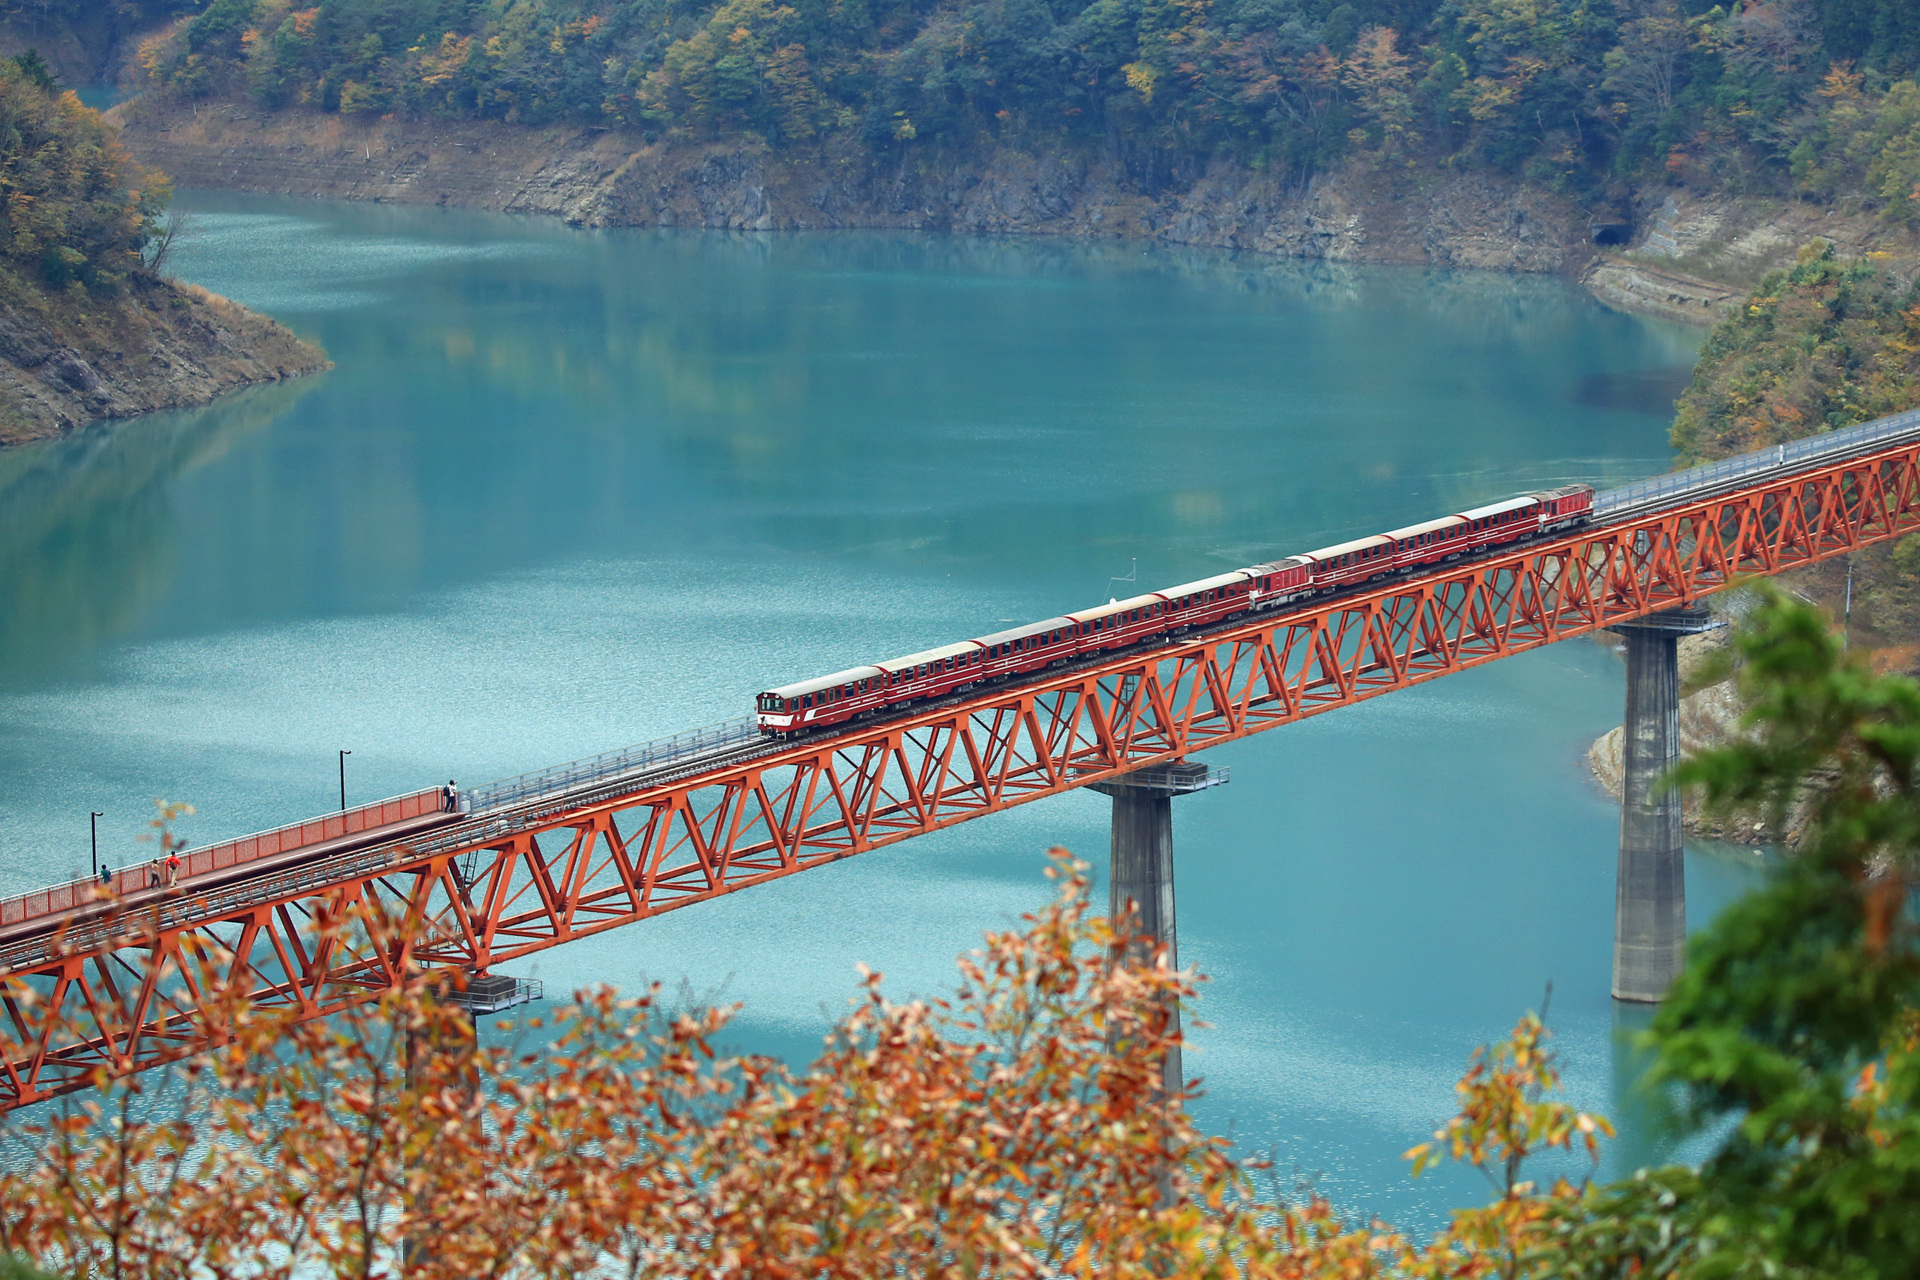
(0, 57), (169, 294)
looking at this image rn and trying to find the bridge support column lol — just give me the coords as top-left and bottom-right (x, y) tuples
(1609, 606), (1719, 1002)
(1090, 760), (1228, 1096)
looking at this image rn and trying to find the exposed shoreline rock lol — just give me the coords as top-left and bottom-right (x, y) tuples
(110, 100), (1602, 273)
(0, 269), (330, 448)
(1579, 257), (1744, 324)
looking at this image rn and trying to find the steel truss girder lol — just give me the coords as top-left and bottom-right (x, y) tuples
(6, 447), (1918, 1109)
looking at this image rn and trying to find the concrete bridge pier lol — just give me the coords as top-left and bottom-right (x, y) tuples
(1609, 606), (1719, 1002)
(1089, 760), (1228, 1096)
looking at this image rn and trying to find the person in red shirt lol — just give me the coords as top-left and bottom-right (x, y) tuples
(164, 854), (181, 887)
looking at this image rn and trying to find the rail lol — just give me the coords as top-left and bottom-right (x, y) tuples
(464, 718), (759, 814)
(1594, 408), (1920, 519)
(0, 788), (445, 931)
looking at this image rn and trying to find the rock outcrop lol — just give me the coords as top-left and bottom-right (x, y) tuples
(0, 269), (330, 448)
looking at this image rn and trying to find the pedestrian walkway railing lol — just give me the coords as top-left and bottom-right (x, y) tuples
(1595, 407), (1920, 519)
(464, 717), (759, 814)
(0, 787), (445, 930)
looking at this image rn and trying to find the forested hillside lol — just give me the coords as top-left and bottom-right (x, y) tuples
(0, 52), (325, 443)
(127, 0), (1920, 215)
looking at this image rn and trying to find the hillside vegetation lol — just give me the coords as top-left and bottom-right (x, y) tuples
(125, 0), (1920, 216)
(0, 45), (174, 295)
(0, 54), (326, 443)
(1673, 240), (1920, 462)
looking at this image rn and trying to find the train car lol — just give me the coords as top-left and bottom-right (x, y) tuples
(1384, 515), (1470, 573)
(1067, 592), (1179, 656)
(874, 640), (988, 709)
(757, 664), (888, 735)
(1158, 571), (1257, 630)
(1247, 559), (1314, 610)
(1296, 533), (1395, 594)
(1456, 494), (1546, 546)
(975, 617), (1076, 683)
(1539, 483), (1594, 531)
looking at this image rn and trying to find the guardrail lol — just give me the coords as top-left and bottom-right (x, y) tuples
(0, 788), (445, 931)
(464, 717), (759, 813)
(1594, 407), (1920, 518)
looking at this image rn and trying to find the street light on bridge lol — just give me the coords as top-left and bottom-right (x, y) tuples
(339, 750), (350, 812)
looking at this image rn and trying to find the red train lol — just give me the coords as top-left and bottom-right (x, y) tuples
(755, 484), (1595, 737)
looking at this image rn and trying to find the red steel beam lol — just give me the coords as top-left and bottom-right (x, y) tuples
(4, 443), (1917, 1108)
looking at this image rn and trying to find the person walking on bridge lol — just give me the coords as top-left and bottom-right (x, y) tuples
(164, 853), (181, 887)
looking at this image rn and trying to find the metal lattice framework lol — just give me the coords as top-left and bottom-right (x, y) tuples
(6, 440), (1920, 1109)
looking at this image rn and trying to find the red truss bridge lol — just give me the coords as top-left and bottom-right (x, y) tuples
(4, 411), (1920, 1108)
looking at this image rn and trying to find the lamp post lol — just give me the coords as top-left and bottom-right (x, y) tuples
(339, 749), (351, 812)
(90, 811), (103, 879)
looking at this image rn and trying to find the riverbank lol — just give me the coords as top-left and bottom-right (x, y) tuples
(0, 266), (329, 447)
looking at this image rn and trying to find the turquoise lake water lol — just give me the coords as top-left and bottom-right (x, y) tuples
(0, 191), (1754, 1230)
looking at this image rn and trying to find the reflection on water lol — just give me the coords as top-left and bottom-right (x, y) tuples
(0, 193), (1747, 1232)
(0, 380), (317, 676)
(1573, 366), (1696, 417)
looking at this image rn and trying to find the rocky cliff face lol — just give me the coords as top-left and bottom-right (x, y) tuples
(0, 268), (329, 447)
(112, 101), (1600, 275)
